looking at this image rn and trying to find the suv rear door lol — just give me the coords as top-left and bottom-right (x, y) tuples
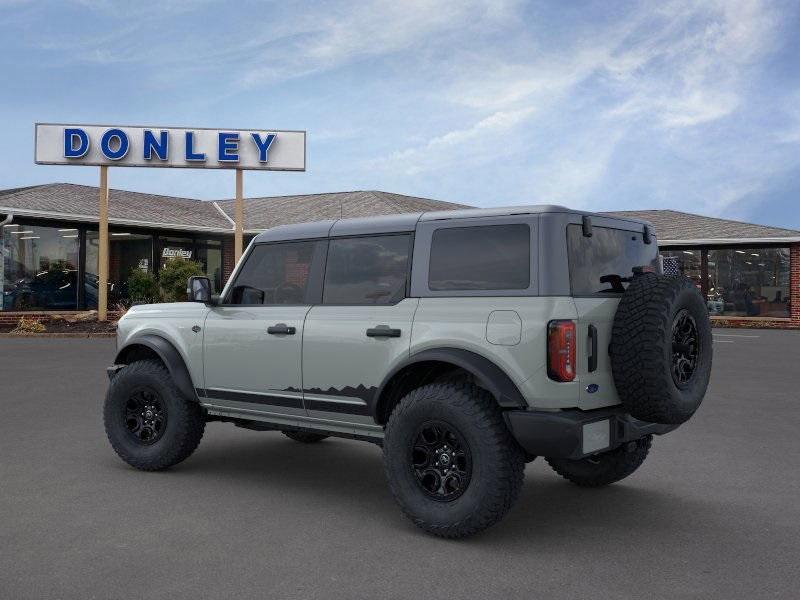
(301, 233), (417, 428)
(566, 220), (659, 409)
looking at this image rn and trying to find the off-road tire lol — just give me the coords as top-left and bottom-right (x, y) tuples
(383, 381), (525, 539)
(104, 359), (205, 471)
(546, 435), (652, 487)
(282, 430), (329, 443)
(610, 273), (712, 424)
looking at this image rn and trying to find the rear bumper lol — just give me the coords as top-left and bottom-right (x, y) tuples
(503, 406), (678, 461)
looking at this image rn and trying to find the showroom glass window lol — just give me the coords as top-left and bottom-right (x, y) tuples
(1, 223), (80, 310)
(660, 250), (702, 289)
(706, 247), (790, 318)
(85, 230), (154, 307)
(195, 239), (223, 293)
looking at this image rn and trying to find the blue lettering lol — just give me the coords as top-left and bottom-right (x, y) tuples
(143, 130), (168, 160)
(185, 131), (205, 161)
(251, 133), (276, 162)
(64, 128), (89, 158)
(100, 128), (129, 160)
(218, 132), (239, 162)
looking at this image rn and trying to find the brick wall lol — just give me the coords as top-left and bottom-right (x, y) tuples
(222, 237), (235, 285)
(791, 243), (800, 323)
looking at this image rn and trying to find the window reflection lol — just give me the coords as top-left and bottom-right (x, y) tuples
(707, 248), (790, 318)
(1, 224), (80, 310)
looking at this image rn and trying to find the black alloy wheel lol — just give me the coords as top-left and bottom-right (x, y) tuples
(411, 421), (472, 501)
(124, 388), (167, 445)
(671, 309), (699, 387)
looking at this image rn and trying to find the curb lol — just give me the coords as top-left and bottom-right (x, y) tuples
(0, 332), (117, 339)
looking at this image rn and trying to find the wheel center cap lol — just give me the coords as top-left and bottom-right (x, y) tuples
(439, 453), (451, 465)
(145, 410), (154, 419)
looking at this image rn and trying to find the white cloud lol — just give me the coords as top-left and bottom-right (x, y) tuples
(378, 106), (535, 175)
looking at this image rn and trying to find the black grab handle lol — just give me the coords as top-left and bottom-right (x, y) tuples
(267, 323), (296, 335)
(588, 324), (598, 372)
(366, 326), (402, 338)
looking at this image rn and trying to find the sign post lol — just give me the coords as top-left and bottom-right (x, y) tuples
(34, 123), (306, 320)
(98, 166), (109, 321)
(235, 169), (244, 262)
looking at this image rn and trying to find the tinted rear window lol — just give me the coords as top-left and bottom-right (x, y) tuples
(567, 224), (658, 295)
(428, 224), (530, 291)
(323, 235), (410, 305)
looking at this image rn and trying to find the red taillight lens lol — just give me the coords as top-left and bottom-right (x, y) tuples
(548, 320), (576, 382)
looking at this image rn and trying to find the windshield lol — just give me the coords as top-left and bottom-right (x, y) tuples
(567, 224), (659, 295)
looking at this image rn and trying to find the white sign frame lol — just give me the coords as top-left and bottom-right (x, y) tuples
(34, 122), (306, 171)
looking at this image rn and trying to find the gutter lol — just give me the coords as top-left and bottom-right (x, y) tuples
(212, 201), (236, 229)
(0, 206), (232, 234)
(0, 212), (12, 226)
(660, 237), (800, 246)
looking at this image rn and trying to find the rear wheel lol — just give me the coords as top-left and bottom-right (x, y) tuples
(104, 359), (205, 471)
(546, 435), (652, 487)
(383, 380), (524, 538)
(282, 430), (329, 443)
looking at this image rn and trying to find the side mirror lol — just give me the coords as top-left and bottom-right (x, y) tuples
(187, 276), (212, 303)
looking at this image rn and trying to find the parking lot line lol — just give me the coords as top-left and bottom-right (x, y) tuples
(713, 339), (734, 343)
(712, 334), (760, 338)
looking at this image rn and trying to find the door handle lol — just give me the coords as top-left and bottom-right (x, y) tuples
(267, 323), (296, 335)
(366, 325), (402, 338)
(588, 324), (598, 372)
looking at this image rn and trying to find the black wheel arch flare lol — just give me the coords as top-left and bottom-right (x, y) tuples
(115, 334), (198, 402)
(373, 347), (527, 424)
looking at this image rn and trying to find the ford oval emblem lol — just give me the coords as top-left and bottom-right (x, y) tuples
(586, 384), (599, 394)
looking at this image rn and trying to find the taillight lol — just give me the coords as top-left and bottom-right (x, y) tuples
(548, 320), (576, 382)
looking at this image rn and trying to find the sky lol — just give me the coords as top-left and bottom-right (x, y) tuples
(1, 0), (799, 228)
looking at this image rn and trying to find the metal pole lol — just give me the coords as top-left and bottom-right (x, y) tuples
(234, 168), (244, 263)
(98, 166), (109, 321)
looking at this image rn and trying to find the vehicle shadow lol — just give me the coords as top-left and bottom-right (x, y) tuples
(132, 428), (759, 551)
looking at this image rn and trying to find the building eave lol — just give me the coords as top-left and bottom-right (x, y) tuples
(0, 206), (233, 234)
(660, 237), (800, 246)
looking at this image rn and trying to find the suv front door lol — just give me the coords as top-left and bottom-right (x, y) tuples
(301, 234), (417, 428)
(202, 240), (324, 417)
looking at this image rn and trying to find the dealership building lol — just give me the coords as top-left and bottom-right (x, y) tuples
(1, 182), (798, 328)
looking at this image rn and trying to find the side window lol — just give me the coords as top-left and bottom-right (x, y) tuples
(323, 235), (410, 305)
(428, 224), (530, 291)
(228, 241), (316, 305)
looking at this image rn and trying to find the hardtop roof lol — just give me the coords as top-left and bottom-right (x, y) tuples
(252, 204), (653, 243)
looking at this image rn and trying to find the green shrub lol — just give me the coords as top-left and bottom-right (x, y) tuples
(158, 258), (205, 303)
(127, 269), (160, 304)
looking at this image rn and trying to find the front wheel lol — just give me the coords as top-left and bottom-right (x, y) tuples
(546, 435), (652, 487)
(383, 381), (525, 538)
(104, 359), (205, 471)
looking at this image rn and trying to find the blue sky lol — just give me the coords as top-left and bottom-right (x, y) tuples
(1, 0), (799, 228)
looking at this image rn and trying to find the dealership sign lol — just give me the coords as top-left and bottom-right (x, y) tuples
(34, 123), (306, 171)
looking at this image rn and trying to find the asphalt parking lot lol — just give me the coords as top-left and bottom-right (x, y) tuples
(1, 329), (799, 599)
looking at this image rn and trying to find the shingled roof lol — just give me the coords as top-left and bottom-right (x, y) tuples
(2, 183), (798, 244)
(0, 183), (230, 232)
(214, 190), (466, 230)
(606, 209), (800, 244)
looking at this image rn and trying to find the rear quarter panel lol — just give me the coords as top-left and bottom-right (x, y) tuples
(410, 297), (582, 409)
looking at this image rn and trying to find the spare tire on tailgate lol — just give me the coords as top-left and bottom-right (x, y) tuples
(610, 273), (712, 425)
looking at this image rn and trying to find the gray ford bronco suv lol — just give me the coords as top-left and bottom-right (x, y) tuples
(105, 205), (712, 538)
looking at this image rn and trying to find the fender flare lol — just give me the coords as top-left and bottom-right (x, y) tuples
(373, 347), (527, 422)
(115, 334), (198, 402)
